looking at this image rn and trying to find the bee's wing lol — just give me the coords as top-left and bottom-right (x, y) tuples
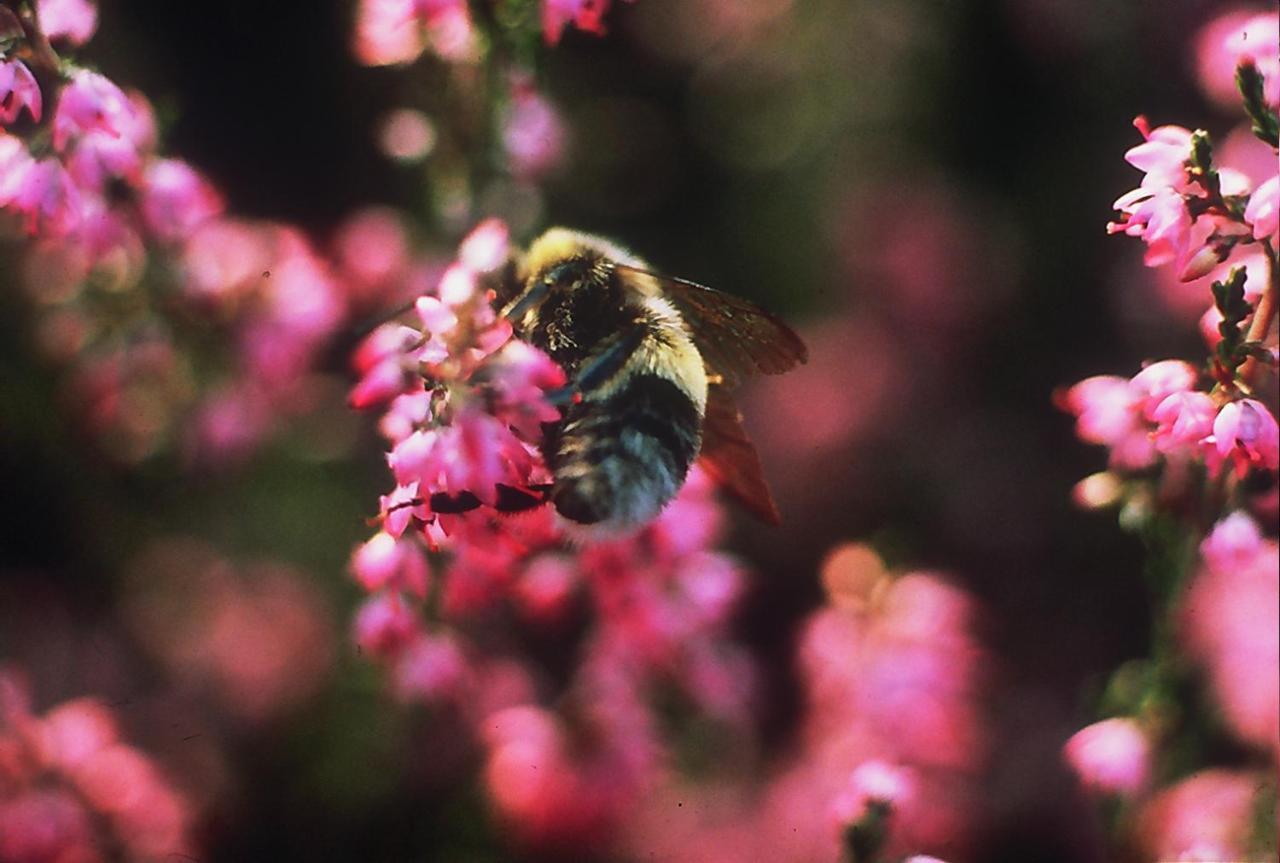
(613, 264), (804, 524)
(612, 265), (808, 388)
(699, 383), (781, 525)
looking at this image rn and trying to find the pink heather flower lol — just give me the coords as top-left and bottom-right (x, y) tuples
(1199, 510), (1263, 571)
(1127, 359), (1197, 418)
(353, 0), (474, 65)
(0, 59), (42, 125)
(1225, 12), (1280, 107)
(333, 207), (411, 304)
(52, 70), (132, 151)
(457, 216), (510, 272)
(351, 530), (430, 595)
(1209, 398), (1280, 476)
(353, 593), (420, 657)
(1244, 174), (1278, 241)
(1063, 717), (1151, 796)
(392, 631), (469, 701)
(1137, 769), (1268, 863)
(1183, 515), (1279, 754)
(0, 790), (97, 863)
(140, 159), (223, 242)
(379, 108), (436, 162)
(502, 79), (566, 180)
(1122, 121), (1195, 192)
(8, 157), (81, 236)
(831, 760), (917, 827)
(0, 131), (34, 204)
(0, 671), (195, 860)
(353, 0), (426, 65)
(1150, 391), (1216, 454)
(1059, 376), (1156, 470)
(37, 0), (98, 46)
(542, 0), (614, 45)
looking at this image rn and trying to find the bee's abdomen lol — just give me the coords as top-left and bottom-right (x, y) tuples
(548, 374), (702, 528)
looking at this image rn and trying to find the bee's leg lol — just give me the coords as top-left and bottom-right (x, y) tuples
(428, 483), (552, 514)
(544, 317), (648, 406)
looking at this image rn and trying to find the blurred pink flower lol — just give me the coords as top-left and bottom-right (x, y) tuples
(124, 540), (334, 723)
(140, 158), (223, 242)
(1244, 174), (1278, 241)
(1063, 717), (1151, 796)
(1137, 769), (1270, 862)
(830, 759), (917, 827)
(351, 530), (431, 595)
(52, 69), (132, 151)
(1059, 375), (1156, 470)
(36, 0), (98, 46)
(542, 0), (614, 44)
(353, 0), (475, 65)
(1197, 8), (1280, 110)
(0, 59), (42, 125)
(502, 77), (566, 180)
(353, 592), (421, 658)
(332, 206), (412, 305)
(1182, 513), (1279, 756)
(0, 668), (195, 861)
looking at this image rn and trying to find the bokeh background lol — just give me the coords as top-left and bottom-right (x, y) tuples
(0, 0), (1269, 860)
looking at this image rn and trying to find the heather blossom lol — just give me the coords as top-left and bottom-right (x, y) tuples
(0, 58), (41, 124)
(1064, 18), (1279, 859)
(0, 667), (195, 861)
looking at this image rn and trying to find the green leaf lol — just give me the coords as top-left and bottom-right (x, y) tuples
(1237, 61), (1280, 148)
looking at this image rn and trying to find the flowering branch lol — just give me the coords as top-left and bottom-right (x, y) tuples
(1, 0), (60, 78)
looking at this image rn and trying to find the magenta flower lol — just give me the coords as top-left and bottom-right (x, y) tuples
(1063, 717), (1151, 796)
(353, 592), (421, 658)
(140, 158), (223, 242)
(350, 530), (431, 595)
(1059, 375), (1156, 470)
(830, 760), (917, 827)
(0, 59), (42, 125)
(1150, 390), (1216, 454)
(0, 668), (195, 861)
(1208, 398), (1280, 477)
(353, 0), (475, 65)
(36, 0), (98, 46)
(52, 69), (133, 151)
(1122, 120), (1195, 192)
(1137, 770), (1270, 863)
(1182, 513), (1279, 756)
(502, 77), (566, 180)
(1127, 359), (1197, 418)
(541, 0), (616, 45)
(1244, 174), (1278, 241)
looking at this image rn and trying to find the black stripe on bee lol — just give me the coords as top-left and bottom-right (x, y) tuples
(547, 374), (702, 527)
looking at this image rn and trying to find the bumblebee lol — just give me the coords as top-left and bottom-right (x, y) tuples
(495, 228), (807, 530)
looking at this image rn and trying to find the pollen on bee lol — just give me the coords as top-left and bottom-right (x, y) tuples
(706, 373), (724, 385)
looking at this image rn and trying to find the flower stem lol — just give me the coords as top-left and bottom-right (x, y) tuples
(2, 0), (60, 77)
(1240, 243), (1279, 386)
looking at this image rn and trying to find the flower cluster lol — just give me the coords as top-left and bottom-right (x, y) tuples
(0, 666), (194, 862)
(1061, 10), (1279, 861)
(614, 544), (984, 863)
(1064, 10), (1278, 503)
(352, 0), (630, 63)
(348, 219), (765, 853)
(1, 0), (362, 464)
